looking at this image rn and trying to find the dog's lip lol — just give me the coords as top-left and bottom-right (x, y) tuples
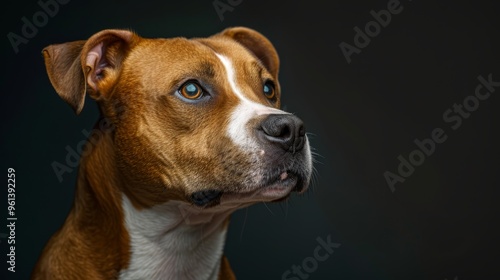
(263, 169), (303, 190)
(188, 170), (307, 208)
(265, 171), (298, 189)
(217, 170), (304, 204)
(258, 171), (299, 198)
(190, 190), (223, 207)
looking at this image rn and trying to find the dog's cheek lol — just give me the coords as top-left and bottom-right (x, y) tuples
(168, 136), (255, 193)
(113, 125), (187, 206)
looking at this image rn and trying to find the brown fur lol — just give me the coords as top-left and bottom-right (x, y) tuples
(33, 27), (282, 279)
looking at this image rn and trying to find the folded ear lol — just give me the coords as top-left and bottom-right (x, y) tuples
(42, 29), (137, 114)
(219, 27), (280, 77)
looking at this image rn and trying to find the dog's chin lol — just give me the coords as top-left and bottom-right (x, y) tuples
(189, 171), (308, 208)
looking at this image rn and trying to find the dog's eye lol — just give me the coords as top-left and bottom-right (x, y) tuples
(179, 82), (204, 100)
(263, 81), (275, 99)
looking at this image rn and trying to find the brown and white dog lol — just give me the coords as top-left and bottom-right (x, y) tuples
(32, 27), (313, 280)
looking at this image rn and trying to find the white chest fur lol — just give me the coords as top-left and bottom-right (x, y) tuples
(118, 195), (231, 280)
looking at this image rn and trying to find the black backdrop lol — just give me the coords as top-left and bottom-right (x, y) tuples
(1, 0), (499, 279)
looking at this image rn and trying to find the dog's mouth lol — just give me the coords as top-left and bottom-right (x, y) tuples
(189, 170), (306, 208)
(261, 170), (303, 193)
(253, 170), (303, 202)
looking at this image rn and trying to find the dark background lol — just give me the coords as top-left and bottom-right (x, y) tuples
(1, 0), (499, 279)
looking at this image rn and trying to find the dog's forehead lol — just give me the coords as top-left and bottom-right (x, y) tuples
(197, 36), (274, 98)
(195, 36), (272, 85)
(125, 36), (271, 103)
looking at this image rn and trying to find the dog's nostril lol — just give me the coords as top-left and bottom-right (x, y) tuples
(259, 114), (305, 153)
(273, 124), (291, 139)
(262, 118), (286, 138)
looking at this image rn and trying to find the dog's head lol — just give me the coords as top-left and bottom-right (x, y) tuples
(43, 27), (313, 210)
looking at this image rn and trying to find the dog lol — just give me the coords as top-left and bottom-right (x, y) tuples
(32, 27), (313, 280)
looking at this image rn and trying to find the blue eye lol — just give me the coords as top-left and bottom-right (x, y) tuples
(263, 82), (275, 99)
(179, 82), (203, 99)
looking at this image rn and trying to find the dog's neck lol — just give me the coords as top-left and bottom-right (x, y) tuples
(76, 130), (232, 280)
(118, 195), (231, 280)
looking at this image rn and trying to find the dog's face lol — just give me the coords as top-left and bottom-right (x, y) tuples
(43, 27), (312, 210)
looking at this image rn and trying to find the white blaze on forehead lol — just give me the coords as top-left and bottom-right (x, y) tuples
(215, 53), (287, 149)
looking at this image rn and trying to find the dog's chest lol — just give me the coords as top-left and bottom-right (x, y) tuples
(118, 195), (228, 280)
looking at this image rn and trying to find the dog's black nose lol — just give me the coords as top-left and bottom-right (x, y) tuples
(259, 114), (306, 153)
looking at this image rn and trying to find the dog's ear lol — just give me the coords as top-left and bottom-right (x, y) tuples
(219, 27), (280, 77)
(42, 29), (137, 114)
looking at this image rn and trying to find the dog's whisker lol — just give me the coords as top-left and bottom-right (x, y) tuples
(263, 202), (275, 216)
(239, 207), (249, 242)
